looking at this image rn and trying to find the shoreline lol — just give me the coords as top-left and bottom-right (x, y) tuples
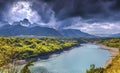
(7, 43), (116, 68)
(15, 44), (80, 65)
(17, 44), (117, 66)
(99, 44), (119, 67)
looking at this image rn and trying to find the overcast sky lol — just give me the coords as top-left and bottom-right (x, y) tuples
(0, 0), (120, 34)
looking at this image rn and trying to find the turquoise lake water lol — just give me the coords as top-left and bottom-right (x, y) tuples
(30, 44), (110, 73)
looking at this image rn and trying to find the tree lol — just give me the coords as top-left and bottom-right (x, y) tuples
(20, 59), (34, 73)
(86, 64), (104, 73)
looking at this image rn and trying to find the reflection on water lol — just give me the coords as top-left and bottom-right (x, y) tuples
(31, 67), (50, 73)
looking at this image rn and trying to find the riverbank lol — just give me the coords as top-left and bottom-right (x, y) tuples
(27, 44), (111, 73)
(99, 44), (119, 67)
(15, 44), (80, 65)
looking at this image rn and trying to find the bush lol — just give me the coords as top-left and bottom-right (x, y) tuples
(86, 64), (104, 73)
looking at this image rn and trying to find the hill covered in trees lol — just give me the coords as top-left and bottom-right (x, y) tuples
(0, 37), (80, 70)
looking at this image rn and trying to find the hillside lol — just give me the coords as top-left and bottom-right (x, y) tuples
(102, 38), (120, 73)
(95, 33), (120, 38)
(0, 24), (62, 37)
(0, 37), (79, 69)
(59, 29), (94, 38)
(109, 33), (120, 38)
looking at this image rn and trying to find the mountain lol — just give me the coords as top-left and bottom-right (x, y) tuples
(0, 21), (9, 27)
(0, 24), (62, 37)
(0, 19), (95, 38)
(94, 34), (111, 37)
(95, 33), (120, 38)
(59, 29), (94, 38)
(109, 33), (120, 38)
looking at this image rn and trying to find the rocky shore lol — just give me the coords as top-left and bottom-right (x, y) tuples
(99, 44), (119, 67)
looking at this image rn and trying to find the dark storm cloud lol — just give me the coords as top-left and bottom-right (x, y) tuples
(0, 0), (55, 23)
(0, 0), (17, 21)
(0, 0), (120, 21)
(50, 0), (117, 20)
(0, 0), (120, 34)
(41, 0), (120, 30)
(113, 0), (120, 10)
(31, 0), (55, 23)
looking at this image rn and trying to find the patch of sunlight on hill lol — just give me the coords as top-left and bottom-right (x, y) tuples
(104, 54), (120, 73)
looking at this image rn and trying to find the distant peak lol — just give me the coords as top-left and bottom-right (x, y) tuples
(12, 18), (31, 27)
(22, 18), (29, 23)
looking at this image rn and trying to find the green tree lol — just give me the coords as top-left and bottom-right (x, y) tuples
(86, 64), (104, 73)
(20, 59), (34, 73)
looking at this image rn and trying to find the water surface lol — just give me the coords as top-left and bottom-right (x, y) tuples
(31, 44), (110, 73)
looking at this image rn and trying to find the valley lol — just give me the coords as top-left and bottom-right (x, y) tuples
(0, 36), (120, 73)
(0, 0), (120, 73)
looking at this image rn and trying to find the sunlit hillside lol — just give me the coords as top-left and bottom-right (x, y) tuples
(102, 39), (120, 73)
(0, 37), (78, 70)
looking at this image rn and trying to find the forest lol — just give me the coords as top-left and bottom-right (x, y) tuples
(0, 36), (79, 72)
(1, 37), (120, 73)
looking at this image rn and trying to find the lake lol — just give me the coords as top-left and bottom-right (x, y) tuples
(30, 44), (110, 73)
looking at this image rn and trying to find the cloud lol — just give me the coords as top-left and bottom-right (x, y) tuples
(31, 0), (56, 23)
(1, 0), (119, 21)
(80, 23), (120, 34)
(49, 0), (117, 20)
(64, 17), (120, 34)
(0, 0), (120, 34)
(4, 1), (40, 24)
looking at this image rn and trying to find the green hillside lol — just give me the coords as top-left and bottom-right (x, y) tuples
(0, 37), (79, 69)
(102, 38), (120, 73)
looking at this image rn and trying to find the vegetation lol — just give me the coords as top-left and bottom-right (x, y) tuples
(86, 64), (104, 73)
(87, 38), (120, 73)
(0, 59), (34, 73)
(102, 38), (120, 73)
(104, 54), (120, 73)
(0, 36), (79, 71)
(102, 38), (120, 51)
(3, 37), (120, 73)
(20, 59), (34, 73)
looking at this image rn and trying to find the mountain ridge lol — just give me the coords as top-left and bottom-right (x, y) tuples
(59, 29), (95, 38)
(0, 19), (95, 38)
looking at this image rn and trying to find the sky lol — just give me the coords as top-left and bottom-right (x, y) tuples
(0, 0), (120, 34)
